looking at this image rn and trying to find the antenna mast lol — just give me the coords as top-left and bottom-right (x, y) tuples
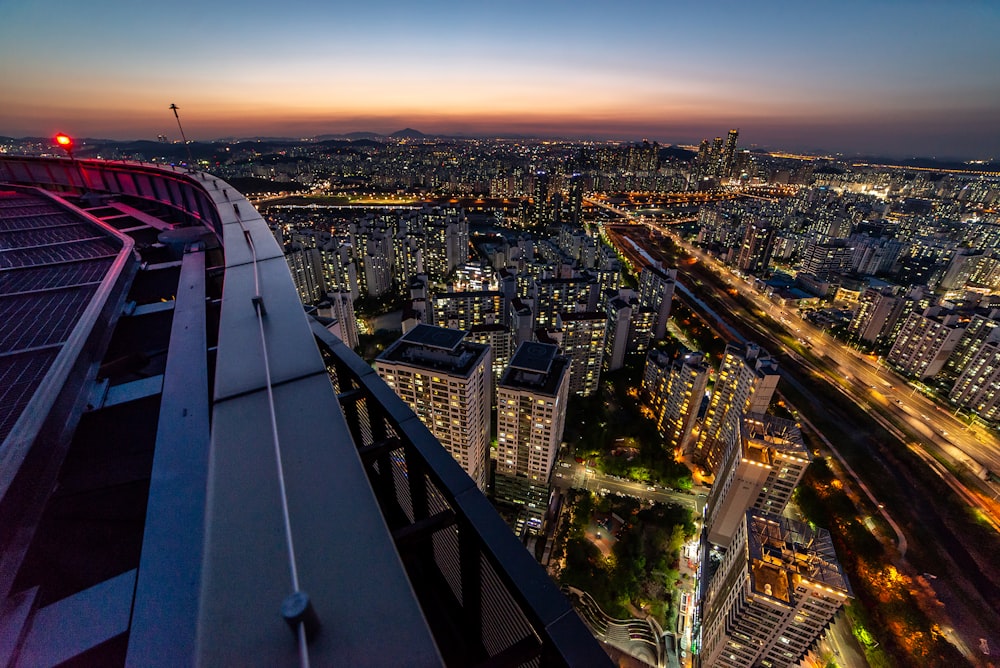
(169, 103), (195, 168)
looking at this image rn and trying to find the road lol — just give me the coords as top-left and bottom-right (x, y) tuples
(589, 197), (1000, 662)
(551, 456), (708, 514)
(677, 241), (1000, 530)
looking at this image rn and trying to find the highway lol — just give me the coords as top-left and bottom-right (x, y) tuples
(587, 194), (1000, 662)
(589, 193), (1000, 518)
(678, 242), (1000, 526)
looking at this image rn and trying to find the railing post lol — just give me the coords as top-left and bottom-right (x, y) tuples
(458, 516), (483, 652)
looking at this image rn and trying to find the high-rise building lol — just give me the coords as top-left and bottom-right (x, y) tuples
(531, 275), (599, 330)
(532, 171), (550, 227)
(642, 349), (710, 455)
(376, 325), (492, 491)
(950, 340), (1000, 422)
(603, 295), (633, 372)
(567, 173), (584, 227)
(286, 246), (325, 303)
(887, 307), (966, 379)
(319, 241), (359, 300)
(848, 285), (903, 344)
(468, 322), (514, 387)
(798, 240), (854, 279)
(721, 129), (739, 179)
(350, 216), (395, 296)
(430, 290), (505, 330)
(316, 289), (359, 350)
(700, 513), (851, 668)
(0, 156), (606, 665)
(704, 415), (811, 547)
(637, 265), (677, 340)
(508, 296), (535, 346)
(557, 311), (607, 396)
(943, 311), (1000, 379)
(735, 220), (775, 275)
(495, 343), (571, 533)
(695, 343), (780, 475)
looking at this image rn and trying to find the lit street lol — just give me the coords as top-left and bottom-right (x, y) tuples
(552, 455), (708, 514)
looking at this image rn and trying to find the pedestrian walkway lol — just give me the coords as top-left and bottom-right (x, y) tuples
(563, 586), (678, 668)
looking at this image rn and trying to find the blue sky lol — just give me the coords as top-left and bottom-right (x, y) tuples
(1, 0), (998, 157)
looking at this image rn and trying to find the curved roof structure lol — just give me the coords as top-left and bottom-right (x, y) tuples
(0, 156), (607, 667)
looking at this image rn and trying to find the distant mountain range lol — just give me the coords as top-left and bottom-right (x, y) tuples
(3, 132), (996, 170)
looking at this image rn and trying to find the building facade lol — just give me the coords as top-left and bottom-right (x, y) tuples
(376, 325), (492, 491)
(705, 415), (811, 547)
(700, 513), (851, 668)
(694, 343), (780, 475)
(643, 349), (710, 455)
(495, 343), (571, 533)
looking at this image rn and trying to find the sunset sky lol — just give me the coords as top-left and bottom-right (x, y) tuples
(2, 0), (998, 158)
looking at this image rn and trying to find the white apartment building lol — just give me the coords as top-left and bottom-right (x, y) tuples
(495, 342), (570, 532)
(700, 513), (851, 668)
(705, 414), (811, 547)
(376, 325), (491, 491)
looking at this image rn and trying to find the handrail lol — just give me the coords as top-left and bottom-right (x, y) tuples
(311, 322), (611, 667)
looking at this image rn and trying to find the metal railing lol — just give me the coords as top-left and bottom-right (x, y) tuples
(311, 323), (610, 668)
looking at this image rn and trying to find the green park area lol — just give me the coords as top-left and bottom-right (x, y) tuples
(553, 489), (696, 630)
(564, 361), (694, 491)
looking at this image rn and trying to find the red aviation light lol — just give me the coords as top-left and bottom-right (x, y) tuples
(54, 133), (74, 151)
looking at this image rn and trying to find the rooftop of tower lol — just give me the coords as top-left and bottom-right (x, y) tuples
(499, 342), (570, 396)
(0, 155), (606, 667)
(746, 512), (852, 602)
(378, 323), (490, 377)
(741, 413), (810, 463)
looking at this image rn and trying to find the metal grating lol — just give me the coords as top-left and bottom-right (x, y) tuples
(0, 213), (79, 230)
(432, 524), (463, 605)
(0, 238), (119, 269)
(0, 224), (104, 249)
(0, 258), (113, 294)
(0, 350), (59, 442)
(480, 556), (536, 657)
(0, 286), (97, 351)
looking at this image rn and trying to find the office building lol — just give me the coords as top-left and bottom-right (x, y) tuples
(700, 513), (851, 668)
(643, 349), (710, 455)
(376, 325), (492, 491)
(695, 343), (780, 475)
(705, 415), (811, 547)
(0, 155), (605, 665)
(495, 343), (571, 533)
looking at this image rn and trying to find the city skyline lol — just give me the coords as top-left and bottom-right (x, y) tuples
(2, 1), (999, 158)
